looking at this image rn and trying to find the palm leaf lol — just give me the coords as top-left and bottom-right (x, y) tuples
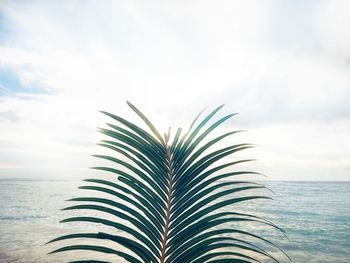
(48, 102), (289, 262)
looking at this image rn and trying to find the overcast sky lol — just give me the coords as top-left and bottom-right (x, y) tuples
(0, 0), (349, 181)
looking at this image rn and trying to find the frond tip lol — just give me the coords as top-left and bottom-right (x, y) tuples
(47, 101), (290, 263)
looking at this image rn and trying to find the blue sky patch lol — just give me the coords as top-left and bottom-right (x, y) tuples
(0, 69), (51, 97)
(0, 10), (11, 43)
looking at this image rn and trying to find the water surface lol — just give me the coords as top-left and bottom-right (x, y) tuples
(0, 180), (349, 262)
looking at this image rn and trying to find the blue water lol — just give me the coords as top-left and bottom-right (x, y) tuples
(0, 180), (349, 262)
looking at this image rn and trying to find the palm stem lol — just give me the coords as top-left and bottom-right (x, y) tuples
(160, 145), (174, 263)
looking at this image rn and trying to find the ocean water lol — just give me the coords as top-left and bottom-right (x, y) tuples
(0, 180), (349, 263)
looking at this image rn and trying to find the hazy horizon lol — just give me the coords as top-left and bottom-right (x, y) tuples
(1, 177), (350, 182)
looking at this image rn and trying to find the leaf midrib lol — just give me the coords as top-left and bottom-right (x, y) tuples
(160, 146), (174, 263)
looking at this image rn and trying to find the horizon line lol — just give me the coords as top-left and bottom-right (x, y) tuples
(0, 178), (349, 183)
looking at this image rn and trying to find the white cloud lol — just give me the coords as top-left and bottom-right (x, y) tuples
(0, 0), (349, 180)
(0, 110), (21, 122)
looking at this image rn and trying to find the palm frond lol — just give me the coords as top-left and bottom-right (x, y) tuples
(48, 102), (289, 263)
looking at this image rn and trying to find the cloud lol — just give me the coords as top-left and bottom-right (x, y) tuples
(191, 56), (350, 128)
(0, 110), (21, 122)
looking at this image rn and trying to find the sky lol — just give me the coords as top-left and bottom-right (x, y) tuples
(0, 0), (349, 181)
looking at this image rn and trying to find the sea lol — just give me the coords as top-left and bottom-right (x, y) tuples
(0, 180), (349, 263)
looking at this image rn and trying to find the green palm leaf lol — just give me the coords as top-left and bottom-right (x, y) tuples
(48, 102), (289, 262)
